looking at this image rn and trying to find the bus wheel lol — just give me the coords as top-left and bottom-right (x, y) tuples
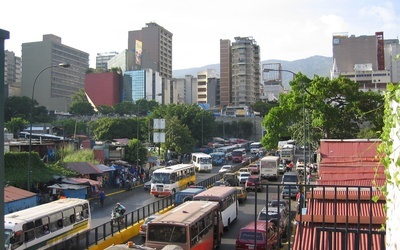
(226, 218), (231, 231)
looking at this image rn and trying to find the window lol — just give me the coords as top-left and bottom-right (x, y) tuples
(23, 221), (35, 242)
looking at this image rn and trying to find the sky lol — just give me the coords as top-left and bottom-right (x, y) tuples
(1, 0), (399, 70)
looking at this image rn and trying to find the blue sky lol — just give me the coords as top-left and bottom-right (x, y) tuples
(1, 0), (399, 70)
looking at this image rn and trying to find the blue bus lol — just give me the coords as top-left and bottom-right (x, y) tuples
(209, 152), (227, 166)
(174, 186), (206, 206)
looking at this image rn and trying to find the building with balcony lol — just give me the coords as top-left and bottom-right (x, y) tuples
(197, 69), (220, 107)
(4, 50), (21, 97)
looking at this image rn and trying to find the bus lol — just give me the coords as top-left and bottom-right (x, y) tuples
(279, 148), (294, 163)
(150, 164), (196, 197)
(231, 148), (247, 163)
(250, 142), (263, 155)
(260, 155), (280, 181)
(215, 145), (238, 160)
(174, 186), (206, 206)
(191, 152), (212, 172)
(193, 186), (238, 229)
(4, 198), (91, 250)
(209, 152), (227, 166)
(146, 200), (223, 250)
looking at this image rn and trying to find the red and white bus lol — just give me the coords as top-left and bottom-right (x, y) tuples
(193, 186), (238, 230)
(145, 200), (223, 250)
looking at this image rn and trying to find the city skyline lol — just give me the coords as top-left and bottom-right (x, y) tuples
(2, 0), (399, 70)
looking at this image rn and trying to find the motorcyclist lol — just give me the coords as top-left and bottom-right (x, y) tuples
(114, 202), (126, 217)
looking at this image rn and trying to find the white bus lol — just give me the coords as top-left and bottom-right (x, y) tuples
(215, 145), (238, 159)
(260, 155), (280, 181)
(191, 152), (212, 172)
(250, 142), (263, 155)
(4, 198), (91, 250)
(150, 164), (196, 197)
(193, 186), (238, 229)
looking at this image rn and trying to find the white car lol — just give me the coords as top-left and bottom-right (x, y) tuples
(218, 165), (233, 174)
(238, 172), (251, 184)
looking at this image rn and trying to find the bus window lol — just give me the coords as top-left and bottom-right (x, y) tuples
(22, 222), (35, 242)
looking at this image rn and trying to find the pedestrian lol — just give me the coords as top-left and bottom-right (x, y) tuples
(99, 190), (106, 207)
(307, 173), (311, 185)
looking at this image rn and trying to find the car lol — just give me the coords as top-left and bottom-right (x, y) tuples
(245, 175), (263, 192)
(238, 172), (251, 184)
(267, 199), (289, 210)
(235, 186), (247, 203)
(281, 185), (300, 199)
(237, 167), (249, 173)
(143, 180), (152, 191)
(278, 163), (286, 174)
(218, 164), (233, 174)
(257, 205), (290, 239)
(236, 221), (279, 250)
(213, 180), (230, 186)
(247, 164), (259, 175)
(139, 215), (158, 238)
(281, 171), (300, 185)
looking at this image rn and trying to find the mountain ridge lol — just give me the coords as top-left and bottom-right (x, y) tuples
(172, 55), (332, 87)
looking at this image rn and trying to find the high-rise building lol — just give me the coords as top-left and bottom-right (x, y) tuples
(107, 50), (135, 72)
(96, 52), (118, 70)
(197, 69), (220, 107)
(21, 34), (89, 112)
(123, 69), (162, 103)
(220, 37), (260, 107)
(261, 63), (286, 101)
(331, 32), (391, 91)
(220, 39), (232, 106)
(4, 50), (21, 97)
(128, 22), (173, 79)
(384, 39), (400, 84)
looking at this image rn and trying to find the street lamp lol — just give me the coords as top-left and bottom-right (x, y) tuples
(263, 68), (307, 184)
(28, 62), (70, 191)
(136, 93), (162, 169)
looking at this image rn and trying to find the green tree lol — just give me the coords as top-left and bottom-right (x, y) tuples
(125, 139), (148, 166)
(164, 116), (195, 154)
(250, 100), (279, 117)
(97, 105), (114, 115)
(114, 101), (135, 116)
(261, 74), (384, 149)
(69, 89), (95, 116)
(4, 96), (52, 123)
(90, 117), (137, 140)
(5, 117), (29, 138)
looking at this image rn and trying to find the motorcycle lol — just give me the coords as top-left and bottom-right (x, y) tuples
(110, 209), (125, 226)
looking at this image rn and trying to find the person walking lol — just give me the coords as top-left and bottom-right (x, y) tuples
(307, 173), (311, 185)
(99, 190), (106, 207)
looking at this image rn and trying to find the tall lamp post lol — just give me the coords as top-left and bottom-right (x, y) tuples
(28, 63), (70, 191)
(136, 93), (162, 169)
(263, 68), (307, 184)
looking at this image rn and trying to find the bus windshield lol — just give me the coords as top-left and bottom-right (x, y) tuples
(152, 173), (172, 184)
(147, 224), (187, 243)
(199, 158), (212, 164)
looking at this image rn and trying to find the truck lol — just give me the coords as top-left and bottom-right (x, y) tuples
(260, 156), (280, 181)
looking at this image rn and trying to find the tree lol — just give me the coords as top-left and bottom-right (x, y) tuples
(113, 101), (135, 116)
(97, 105), (114, 115)
(164, 116), (195, 155)
(125, 139), (148, 166)
(251, 100), (279, 117)
(69, 89), (95, 116)
(4, 96), (52, 123)
(90, 117), (137, 141)
(55, 119), (89, 137)
(261, 74), (384, 149)
(5, 117), (28, 137)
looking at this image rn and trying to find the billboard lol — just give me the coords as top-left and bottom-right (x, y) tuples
(135, 40), (142, 65)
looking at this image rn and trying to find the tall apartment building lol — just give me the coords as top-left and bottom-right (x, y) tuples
(107, 49), (135, 72)
(220, 37), (260, 107)
(21, 34), (89, 112)
(96, 51), (118, 70)
(171, 75), (198, 104)
(331, 32), (391, 91)
(197, 69), (220, 107)
(128, 22), (173, 79)
(4, 50), (21, 97)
